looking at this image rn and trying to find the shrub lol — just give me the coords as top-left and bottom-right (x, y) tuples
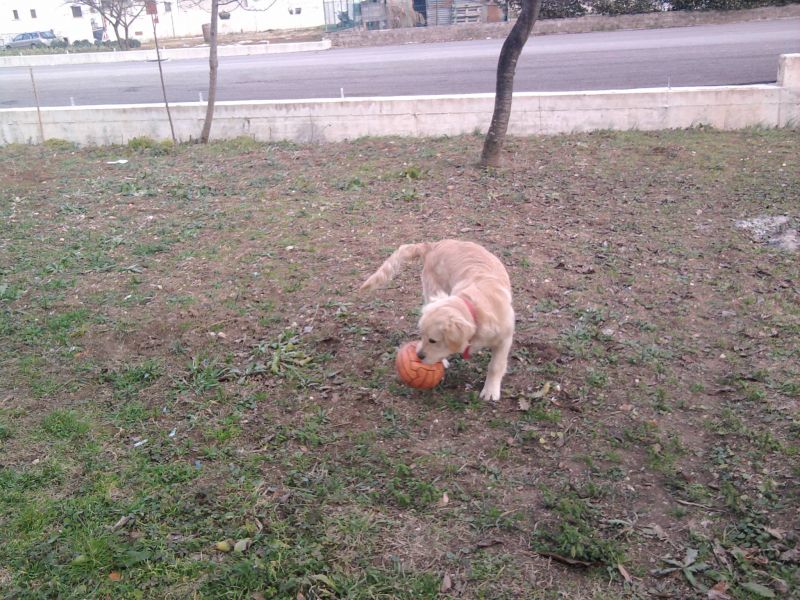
(503, 0), (789, 16)
(43, 139), (77, 151)
(671, 0), (792, 9)
(540, 0), (588, 18)
(590, 0), (659, 15)
(128, 38), (142, 48)
(127, 136), (174, 154)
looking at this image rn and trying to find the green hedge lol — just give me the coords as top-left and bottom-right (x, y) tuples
(669, 0), (794, 9)
(540, 0), (588, 18)
(589, 0), (660, 15)
(0, 38), (142, 56)
(529, 0), (796, 18)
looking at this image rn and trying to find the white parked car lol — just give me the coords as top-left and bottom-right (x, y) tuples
(5, 31), (64, 49)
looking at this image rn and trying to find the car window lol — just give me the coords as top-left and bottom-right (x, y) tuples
(31, 32), (40, 39)
(41, 31), (56, 39)
(13, 33), (27, 41)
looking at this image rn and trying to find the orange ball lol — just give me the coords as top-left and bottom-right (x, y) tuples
(395, 341), (445, 390)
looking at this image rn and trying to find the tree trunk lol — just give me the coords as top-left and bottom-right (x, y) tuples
(200, 0), (220, 144)
(111, 23), (124, 50)
(121, 22), (130, 50)
(479, 0), (542, 168)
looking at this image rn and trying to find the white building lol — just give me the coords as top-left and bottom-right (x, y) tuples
(147, 0), (326, 40)
(1, 2), (94, 45)
(1, 1), (324, 47)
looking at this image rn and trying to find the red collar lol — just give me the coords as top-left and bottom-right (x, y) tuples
(460, 296), (478, 359)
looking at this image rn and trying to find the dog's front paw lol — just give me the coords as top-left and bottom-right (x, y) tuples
(480, 384), (501, 402)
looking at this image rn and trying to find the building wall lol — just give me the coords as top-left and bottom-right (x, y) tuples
(1, 1), (95, 45)
(150, 1), (325, 40)
(1, 1), (324, 47)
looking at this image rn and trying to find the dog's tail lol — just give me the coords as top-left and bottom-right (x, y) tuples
(360, 243), (431, 292)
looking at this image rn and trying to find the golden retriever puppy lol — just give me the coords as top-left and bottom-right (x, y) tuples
(360, 239), (514, 401)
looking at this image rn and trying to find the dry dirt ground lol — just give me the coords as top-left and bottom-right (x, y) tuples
(145, 27), (326, 50)
(0, 129), (798, 599)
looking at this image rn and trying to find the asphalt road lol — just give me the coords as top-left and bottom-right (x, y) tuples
(1, 18), (799, 108)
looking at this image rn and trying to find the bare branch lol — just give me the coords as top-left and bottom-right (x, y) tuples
(178, 0), (280, 12)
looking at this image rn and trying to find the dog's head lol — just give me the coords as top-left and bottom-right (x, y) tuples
(416, 296), (476, 364)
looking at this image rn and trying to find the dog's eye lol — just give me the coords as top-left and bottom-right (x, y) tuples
(428, 338), (437, 344)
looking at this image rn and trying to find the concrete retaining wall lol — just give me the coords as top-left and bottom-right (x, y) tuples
(0, 40), (331, 68)
(1, 54), (797, 147)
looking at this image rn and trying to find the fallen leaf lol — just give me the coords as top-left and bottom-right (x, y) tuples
(779, 547), (799, 563)
(436, 492), (449, 507)
(772, 577), (789, 595)
(737, 548), (769, 565)
(617, 563), (632, 583)
(531, 381), (551, 399)
(712, 543), (731, 568)
(440, 573), (452, 592)
(215, 540), (232, 553)
(707, 581), (731, 600)
(763, 526), (784, 540)
(108, 571), (122, 581)
(643, 523), (667, 540)
(517, 397), (531, 411)
(110, 515), (130, 531)
(234, 538), (251, 553)
(476, 539), (503, 549)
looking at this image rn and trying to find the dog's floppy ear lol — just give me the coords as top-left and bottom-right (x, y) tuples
(444, 315), (473, 354)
